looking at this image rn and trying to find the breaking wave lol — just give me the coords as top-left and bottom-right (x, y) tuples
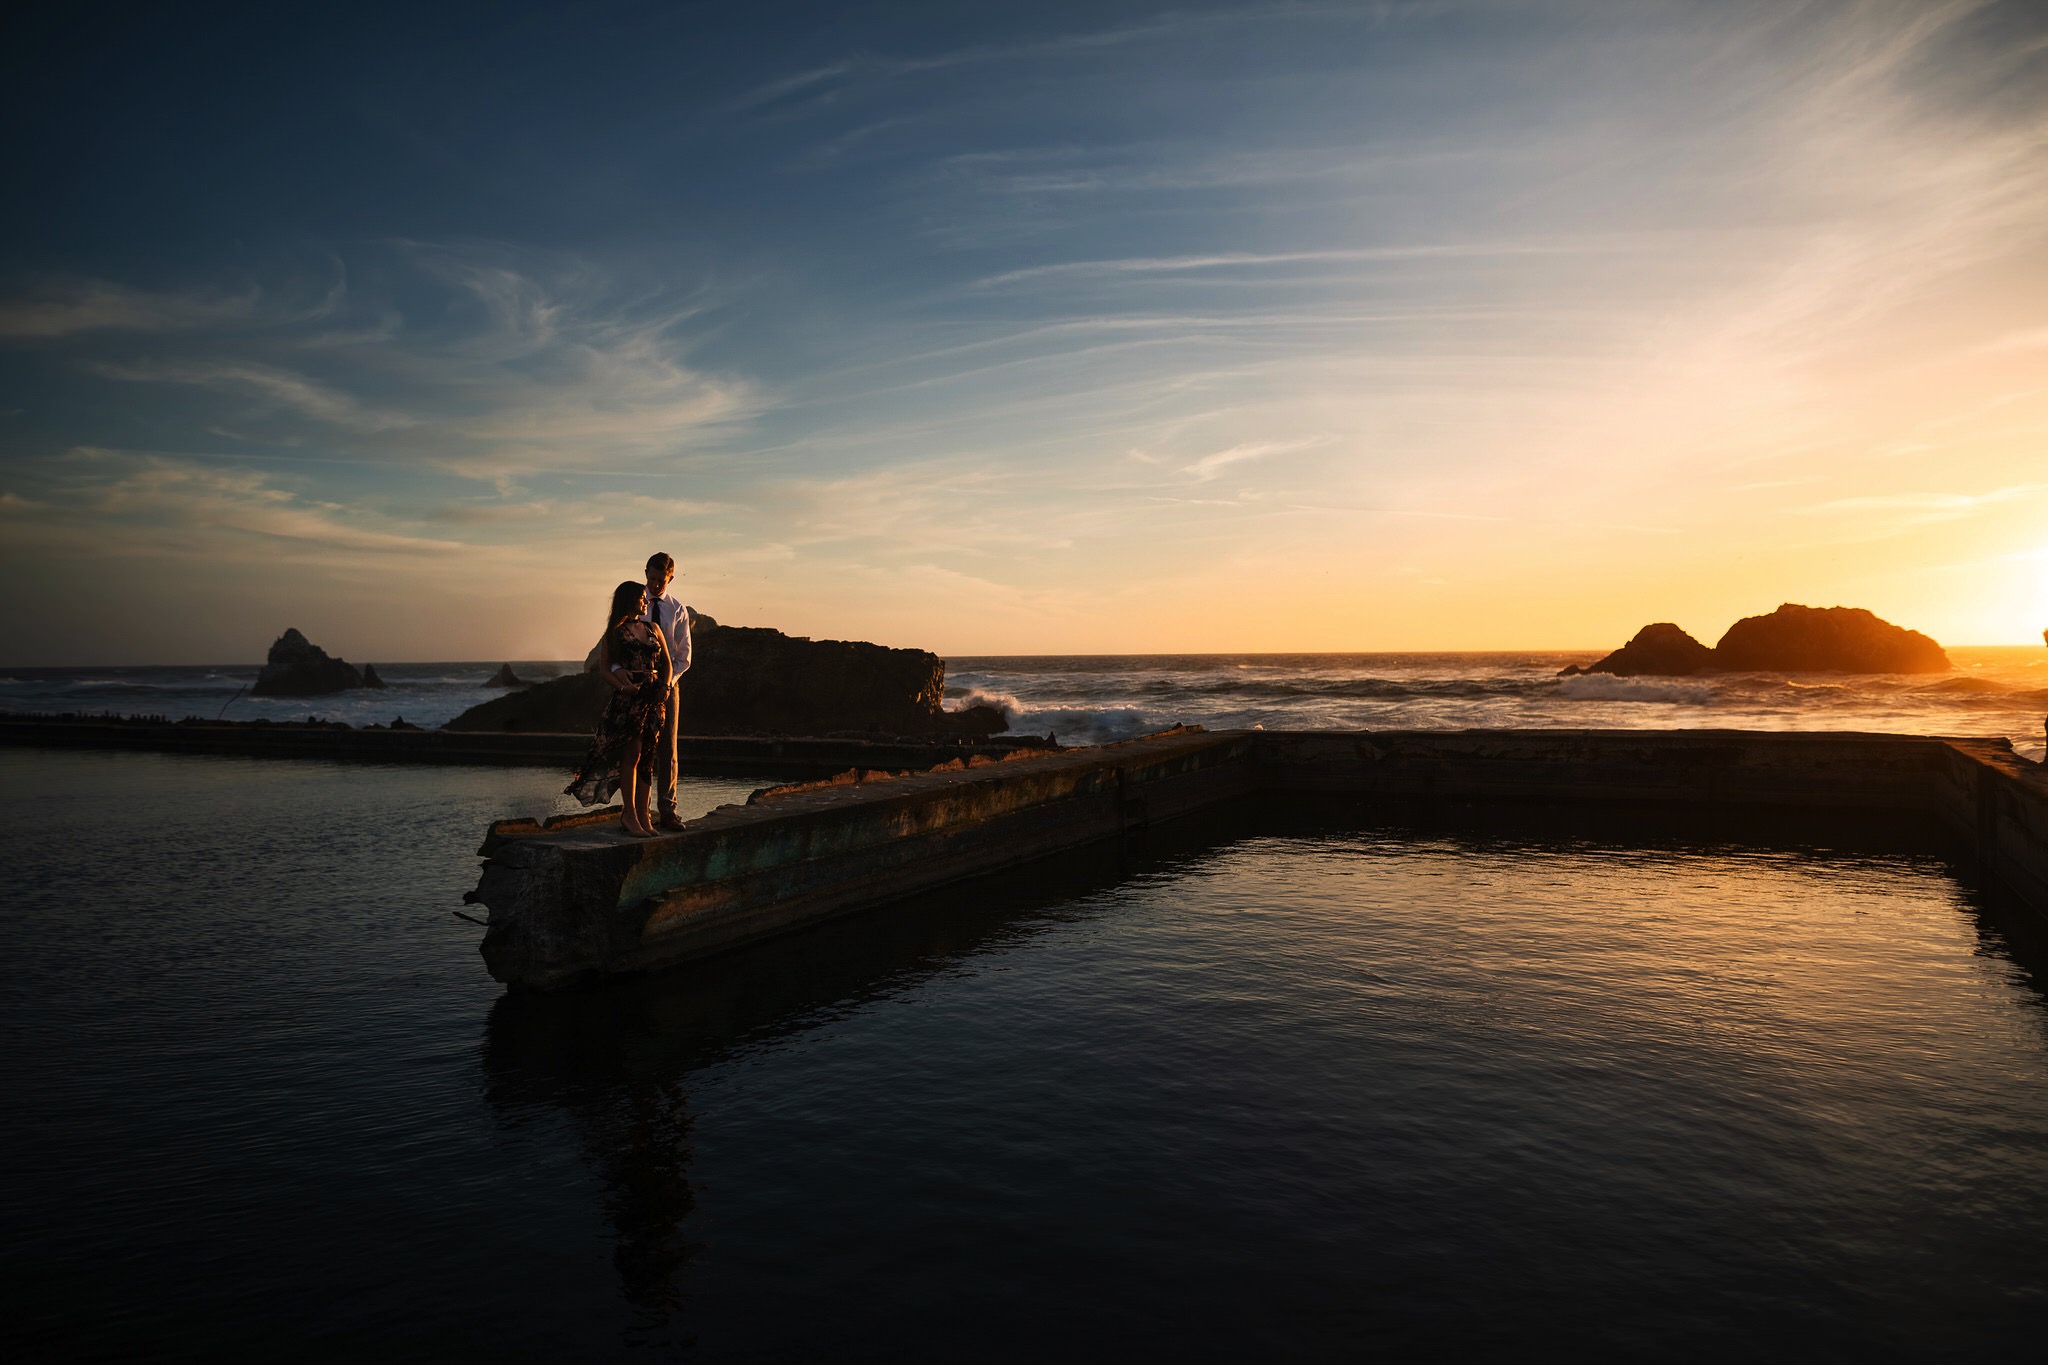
(947, 687), (1155, 744)
(1554, 675), (1718, 704)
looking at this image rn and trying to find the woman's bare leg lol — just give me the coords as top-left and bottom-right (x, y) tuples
(620, 737), (651, 834)
(631, 743), (654, 832)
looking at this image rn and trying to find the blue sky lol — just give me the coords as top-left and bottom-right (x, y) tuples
(4, 1), (2046, 662)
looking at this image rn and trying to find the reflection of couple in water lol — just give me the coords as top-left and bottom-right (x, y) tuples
(567, 552), (693, 837)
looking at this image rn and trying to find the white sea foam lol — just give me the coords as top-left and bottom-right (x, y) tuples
(947, 687), (1023, 716)
(1554, 675), (1717, 704)
(948, 687), (1154, 743)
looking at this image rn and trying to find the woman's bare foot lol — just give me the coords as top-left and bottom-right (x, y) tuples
(622, 813), (654, 837)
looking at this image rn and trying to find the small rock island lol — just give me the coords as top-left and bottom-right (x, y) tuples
(252, 628), (370, 696)
(1562, 603), (1950, 677)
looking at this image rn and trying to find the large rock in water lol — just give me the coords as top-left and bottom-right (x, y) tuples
(1713, 604), (1948, 673)
(448, 673), (608, 732)
(444, 612), (1009, 738)
(1560, 623), (1715, 677)
(1562, 603), (1950, 677)
(251, 628), (364, 696)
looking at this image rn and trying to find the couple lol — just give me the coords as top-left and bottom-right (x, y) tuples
(566, 552), (694, 837)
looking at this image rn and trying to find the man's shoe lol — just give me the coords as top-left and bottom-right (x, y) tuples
(656, 812), (688, 831)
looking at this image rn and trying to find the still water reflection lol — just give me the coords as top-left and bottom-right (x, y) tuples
(5, 750), (2048, 1360)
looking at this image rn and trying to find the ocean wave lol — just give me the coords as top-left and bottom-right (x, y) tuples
(1921, 685), (2048, 710)
(947, 687), (1155, 743)
(973, 675), (1550, 705)
(1917, 676), (2007, 695)
(1554, 675), (1717, 704)
(948, 687), (1024, 715)
(60, 679), (232, 694)
(1909, 677), (2048, 706)
(1184, 676), (1537, 702)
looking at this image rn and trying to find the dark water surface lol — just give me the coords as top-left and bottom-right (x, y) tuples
(5, 749), (2048, 1360)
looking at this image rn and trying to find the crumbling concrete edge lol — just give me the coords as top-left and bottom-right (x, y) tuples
(467, 728), (2048, 991)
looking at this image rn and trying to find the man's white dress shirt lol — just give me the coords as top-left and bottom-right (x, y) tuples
(645, 593), (692, 683)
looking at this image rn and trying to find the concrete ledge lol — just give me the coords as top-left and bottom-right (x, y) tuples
(1936, 739), (2048, 912)
(465, 727), (2048, 992)
(1256, 728), (1956, 807)
(470, 729), (1252, 989)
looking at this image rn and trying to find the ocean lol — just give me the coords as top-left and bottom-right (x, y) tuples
(6, 651), (2048, 1357)
(946, 648), (2048, 761)
(5, 647), (2046, 761)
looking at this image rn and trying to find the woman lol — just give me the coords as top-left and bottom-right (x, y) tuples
(566, 580), (674, 836)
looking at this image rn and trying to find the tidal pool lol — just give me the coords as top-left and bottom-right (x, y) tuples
(4, 749), (2046, 1360)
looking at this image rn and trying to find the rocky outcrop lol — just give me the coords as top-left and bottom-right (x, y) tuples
(485, 664), (529, 689)
(445, 612), (1012, 738)
(1714, 604), (1947, 673)
(448, 673), (609, 732)
(1559, 623), (1715, 678)
(251, 628), (364, 697)
(677, 613), (944, 736)
(1563, 603), (1950, 677)
(361, 664), (387, 689)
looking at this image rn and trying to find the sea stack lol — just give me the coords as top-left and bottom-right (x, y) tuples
(361, 664), (388, 689)
(1712, 604), (1948, 673)
(485, 663), (529, 689)
(1563, 604), (1950, 677)
(251, 628), (365, 697)
(1559, 623), (1715, 678)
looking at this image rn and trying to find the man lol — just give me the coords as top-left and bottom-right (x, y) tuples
(642, 551), (693, 830)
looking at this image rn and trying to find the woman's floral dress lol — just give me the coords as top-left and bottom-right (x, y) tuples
(565, 621), (671, 807)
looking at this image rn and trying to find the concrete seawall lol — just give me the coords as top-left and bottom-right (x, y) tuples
(466, 728), (2048, 991)
(0, 713), (1030, 777)
(469, 728), (1255, 989)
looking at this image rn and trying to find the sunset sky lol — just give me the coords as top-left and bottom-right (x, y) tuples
(3, 0), (2045, 663)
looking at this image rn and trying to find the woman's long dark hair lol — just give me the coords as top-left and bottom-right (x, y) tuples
(605, 580), (646, 647)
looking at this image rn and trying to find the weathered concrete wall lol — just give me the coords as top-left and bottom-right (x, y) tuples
(1252, 729), (1953, 809)
(471, 729), (1254, 989)
(0, 713), (1029, 776)
(466, 727), (2048, 992)
(1930, 740), (2048, 912)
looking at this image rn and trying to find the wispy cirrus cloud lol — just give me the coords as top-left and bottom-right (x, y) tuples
(6, 448), (468, 560)
(1802, 484), (2045, 524)
(1181, 437), (1324, 483)
(728, 2), (1453, 114)
(91, 360), (418, 432)
(6, 244), (763, 483)
(0, 280), (272, 339)
(967, 243), (1576, 290)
